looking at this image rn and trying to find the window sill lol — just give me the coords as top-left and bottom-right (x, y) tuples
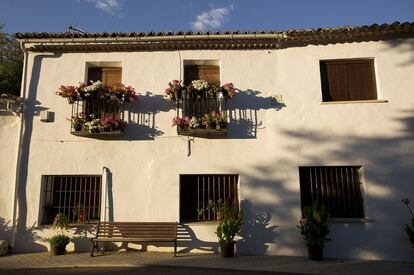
(328, 218), (373, 223)
(71, 130), (124, 139)
(177, 128), (228, 138)
(182, 221), (220, 226)
(321, 100), (388, 105)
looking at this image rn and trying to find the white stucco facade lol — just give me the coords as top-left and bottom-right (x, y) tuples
(1, 36), (414, 261)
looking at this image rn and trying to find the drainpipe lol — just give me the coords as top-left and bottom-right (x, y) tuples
(11, 40), (29, 248)
(101, 167), (109, 222)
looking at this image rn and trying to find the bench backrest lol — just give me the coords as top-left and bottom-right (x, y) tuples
(96, 222), (177, 240)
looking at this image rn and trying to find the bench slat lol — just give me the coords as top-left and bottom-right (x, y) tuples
(91, 221), (178, 257)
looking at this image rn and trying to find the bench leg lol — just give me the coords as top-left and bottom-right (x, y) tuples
(174, 240), (177, 257)
(90, 241), (98, 257)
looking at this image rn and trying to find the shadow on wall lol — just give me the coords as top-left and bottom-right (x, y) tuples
(238, 200), (279, 254)
(0, 218), (12, 244)
(226, 107), (414, 259)
(383, 39), (414, 67)
(227, 89), (286, 139)
(177, 224), (219, 254)
(124, 91), (174, 140)
(71, 226), (96, 252)
(15, 53), (62, 252)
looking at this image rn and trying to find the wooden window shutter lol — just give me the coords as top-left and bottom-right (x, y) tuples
(184, 65), (220, 86)
(87, 67), (122, 86)
(102, 68), (122, 87)
(320, 59), (377, 102)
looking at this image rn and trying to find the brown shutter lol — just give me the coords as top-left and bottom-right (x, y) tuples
(346, 60), (377, 100)
(102, 68), (122, 87)
(87, 67), (122, 86)
(320, 59), (377, 102)
(184, 65), (220, 86)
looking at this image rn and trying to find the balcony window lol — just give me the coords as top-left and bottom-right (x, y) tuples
(166, 60), (236, 138)
(56, 65), (138, 138)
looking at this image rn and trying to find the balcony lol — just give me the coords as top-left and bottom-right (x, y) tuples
(56, 81), (137, 139)
(166, 80), (235, 138)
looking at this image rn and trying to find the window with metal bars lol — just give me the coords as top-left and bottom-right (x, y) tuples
(299, 166), (365, 218)
(41, 175), (102, 225)
(320, 59), (377, 102)
(180, 174), (239, 222)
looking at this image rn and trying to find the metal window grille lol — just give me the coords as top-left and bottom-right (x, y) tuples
(71, 98), (125, 132)
(299, 166), (365, 218)
(180, 174), (239, 222)
(42, 175), (102, 224)
(179, 95), (226, 120)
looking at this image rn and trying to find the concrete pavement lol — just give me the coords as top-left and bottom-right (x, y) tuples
(0, 251), (413, 275)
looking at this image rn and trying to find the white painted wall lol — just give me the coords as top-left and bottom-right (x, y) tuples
(0, 113), (20, 241)
(2, 38), (414, 260)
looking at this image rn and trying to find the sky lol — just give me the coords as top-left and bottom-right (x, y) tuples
(1, 0), (414, 34)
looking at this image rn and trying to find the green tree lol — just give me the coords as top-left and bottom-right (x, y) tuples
(0, 24), (23, 96)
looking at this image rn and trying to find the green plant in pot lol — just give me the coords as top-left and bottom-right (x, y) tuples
(216, 202), (243, 257)
(297, 201), (330, 261)
(401, 198), (414, 247)
(48, 213), (70, 256)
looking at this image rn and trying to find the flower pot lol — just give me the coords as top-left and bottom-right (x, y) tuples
(74, 125), (82, 132)
(307, 244), (323, 261)
(50, 244), (66, 256)
(220, 241), (235, 257)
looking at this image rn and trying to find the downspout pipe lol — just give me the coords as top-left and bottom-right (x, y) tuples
(11, 40), (29, 249)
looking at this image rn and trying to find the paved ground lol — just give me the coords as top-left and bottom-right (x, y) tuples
(0, 251), (413, 275)
(0, 266), (303, 275)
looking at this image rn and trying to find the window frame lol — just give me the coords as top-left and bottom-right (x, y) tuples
(179, 174), (240, 224)
(319, 58), (379, 103)
(298, 166), (368, 221)
(40, 175), (102, 225)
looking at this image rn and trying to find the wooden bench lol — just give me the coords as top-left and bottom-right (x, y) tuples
(90, 222), (177, 257)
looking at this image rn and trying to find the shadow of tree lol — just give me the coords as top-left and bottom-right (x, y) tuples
(277, 108), (414, 260)
(383, 39), (414, 67)
(238, 200), (278, 254)
(0, 217), (12, 244)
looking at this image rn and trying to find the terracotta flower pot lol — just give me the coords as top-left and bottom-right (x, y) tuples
(50, 244), (66, 256)
(220, 241), (235, 257)
(307, 244), (323, 261)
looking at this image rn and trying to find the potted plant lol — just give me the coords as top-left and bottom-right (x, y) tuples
(401, 198), (414, 247)
(297, 201), (330, 261)
(165, 80), (184, 100)
(48, 213), (70, 256)
(56, 85), (78, 104)
(216, 202), (243, 257)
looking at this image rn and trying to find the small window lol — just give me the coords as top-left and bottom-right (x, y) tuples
(299, 166), (365, 218)
(184, 65), (220, 86)
(320, 59), (377, 102)
(83, 66), (123, 119)
(41, 175), (102, 224)
(180, 174), (239, 222)
(87, 67), (122, 87)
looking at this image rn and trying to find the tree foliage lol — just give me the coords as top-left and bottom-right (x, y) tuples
(0, 24), (23, 96)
